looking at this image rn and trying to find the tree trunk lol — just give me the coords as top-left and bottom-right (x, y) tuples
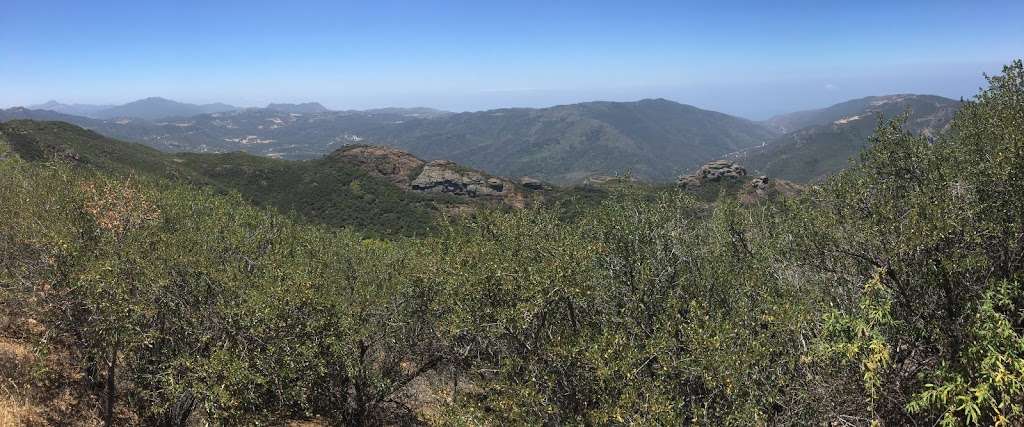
(104, 348), (116, 427)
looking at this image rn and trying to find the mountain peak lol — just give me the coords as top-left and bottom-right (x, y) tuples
(266, 102), (330, 114)
(637, 97), (674, 104)
(94, 97), (239, 120)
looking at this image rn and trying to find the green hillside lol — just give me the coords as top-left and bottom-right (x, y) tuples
(0, 120), (437, 236)
(763, 94), (960, 133)
(0, 120), (202, 179)
(740, 94), (962, 182)
(176, 152), (437, 236)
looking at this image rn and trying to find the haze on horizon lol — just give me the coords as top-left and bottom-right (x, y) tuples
(2, 0), (1021, 119)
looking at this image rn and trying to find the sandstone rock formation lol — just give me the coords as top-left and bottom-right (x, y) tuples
(750, 175), (772, 197)
(677, 160), (747, 188)
(330, 145), (425, 186)
(738, 175), (803, 204)
(333, 145), (530, 208)
(412, 161), (501, 196)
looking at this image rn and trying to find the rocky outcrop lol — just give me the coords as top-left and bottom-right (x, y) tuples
(738, 175), (804, 204)
(583, 175), (637, 186)
(677, 160), (747, 188)
(331, 145), (534, 208)
(677, 161), (802, 204)
(330, 145), (425, 186)
(519, 177), (546, 190)
(750, 175), (772, 197)
(412, 160), (515, 196)
(411, 160), (526, 208)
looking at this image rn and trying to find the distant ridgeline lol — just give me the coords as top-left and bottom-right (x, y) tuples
(740, 94), (962, 182)
(3, 94), (961, 184)
(3, 98), (775, 183)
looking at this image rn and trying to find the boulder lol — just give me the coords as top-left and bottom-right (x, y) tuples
(750, 175), (771, 196)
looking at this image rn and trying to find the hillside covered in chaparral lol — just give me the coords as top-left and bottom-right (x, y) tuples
(2, 60), (1023, 425)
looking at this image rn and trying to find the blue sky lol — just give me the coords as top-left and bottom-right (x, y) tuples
(2, 0), (1021, 118)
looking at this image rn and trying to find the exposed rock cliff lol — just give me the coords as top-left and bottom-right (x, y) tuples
(678, 160), (802, 204)
(331, 145), (530, 208)
(411, 160), (524, 208)
(738, 175), (803, 204)
(330, 145), (425, 186)
(677, 160), (747, 188)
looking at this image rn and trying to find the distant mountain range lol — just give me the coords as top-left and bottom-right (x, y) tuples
(28, 97), (345, 121)
(0, 106), (448, 159)
(30, 97), (242, 121)
(96, 97), (241, 120)
(3, 98), (777, 183)
(739, 94), (962, 182)
(29, 101), (115, 118)
(266, 102), (330, 114)
(5, 94), (964, 183)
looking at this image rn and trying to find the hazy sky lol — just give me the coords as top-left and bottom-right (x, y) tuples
(2, 0), (1021, 119)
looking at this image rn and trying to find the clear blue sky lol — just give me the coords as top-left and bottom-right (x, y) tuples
(2, 0), (1021, 118)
